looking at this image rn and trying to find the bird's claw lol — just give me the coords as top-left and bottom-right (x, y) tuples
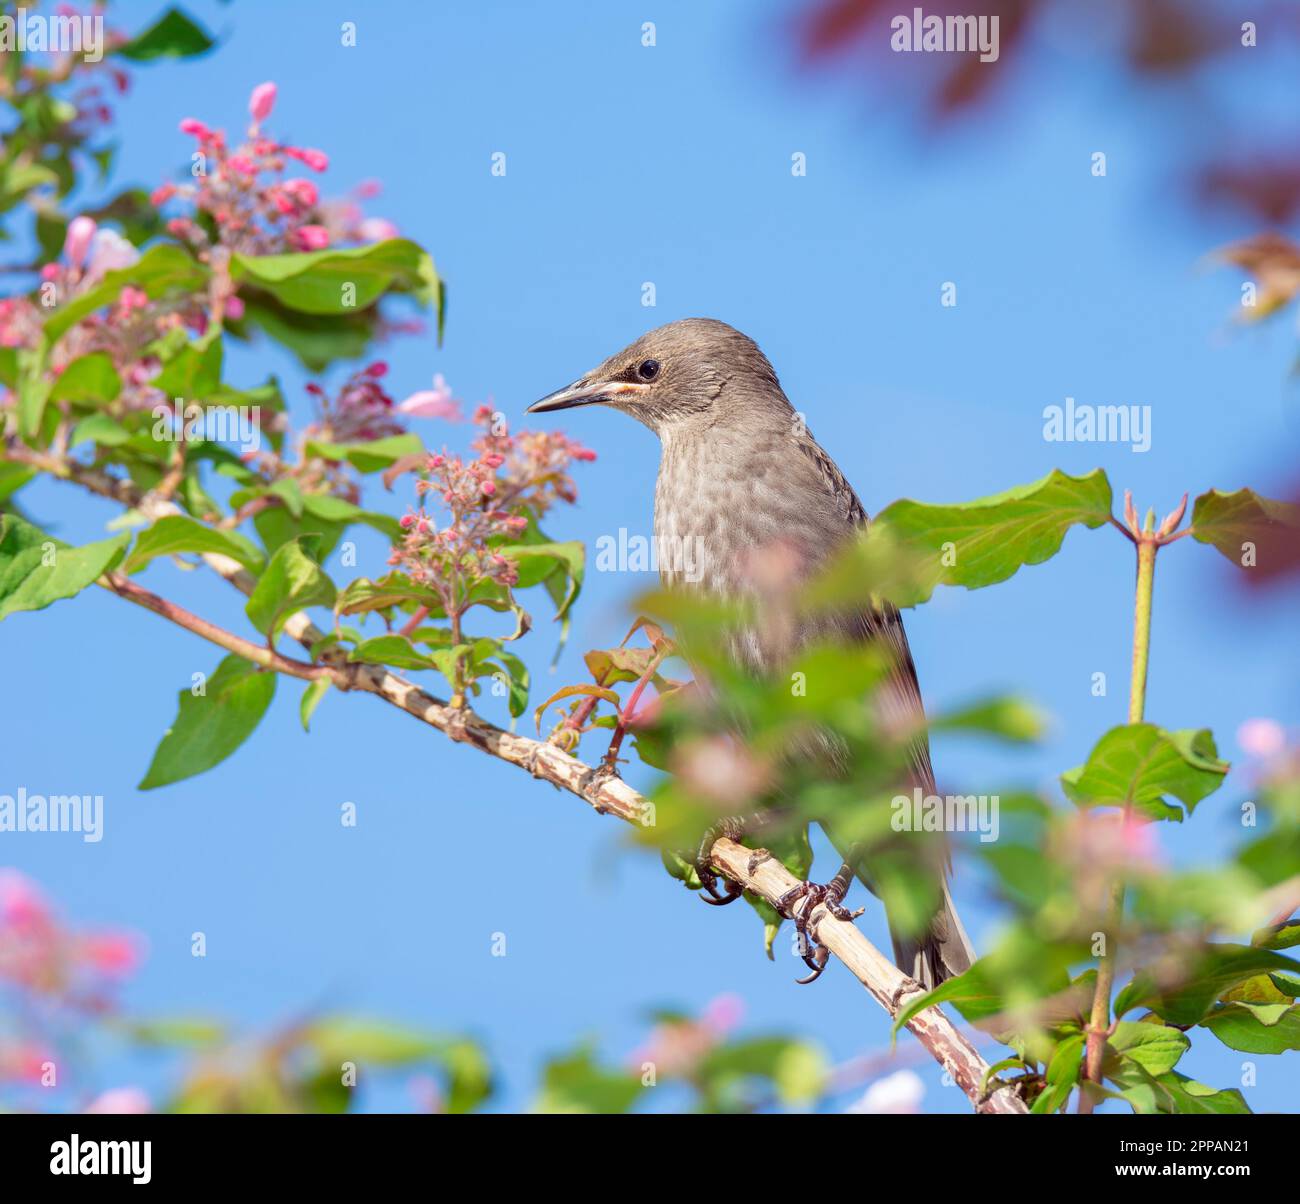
(777, 877), (864, 985)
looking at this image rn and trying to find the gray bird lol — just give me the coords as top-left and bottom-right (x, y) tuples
(528, 317), (973, 988)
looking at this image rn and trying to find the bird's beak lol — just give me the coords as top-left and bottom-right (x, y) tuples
(526, 377), (647, 414)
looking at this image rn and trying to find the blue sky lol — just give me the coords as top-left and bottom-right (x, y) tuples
(5, 0), (1298, 1112)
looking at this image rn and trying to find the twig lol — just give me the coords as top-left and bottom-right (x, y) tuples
(9, 444), (1028, 1114)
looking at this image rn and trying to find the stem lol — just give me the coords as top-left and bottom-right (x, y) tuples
(100, 572), (335, 683)
(1079, 531), (1158, 1113)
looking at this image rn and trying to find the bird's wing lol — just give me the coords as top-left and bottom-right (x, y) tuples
(793, 438), (936, 795)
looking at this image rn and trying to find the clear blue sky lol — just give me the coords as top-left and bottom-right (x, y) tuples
(5, 0), (1298, 1112)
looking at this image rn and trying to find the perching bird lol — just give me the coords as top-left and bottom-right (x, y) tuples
(528, 318), (973, 988)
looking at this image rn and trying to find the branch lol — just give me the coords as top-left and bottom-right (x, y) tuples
(12, 448), (1027, 1113)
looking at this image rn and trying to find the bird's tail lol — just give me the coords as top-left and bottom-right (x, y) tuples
(887, 873), (975, 991)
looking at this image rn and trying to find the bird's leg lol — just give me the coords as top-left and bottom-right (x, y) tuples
(693, 813), (775, 905)
(777, 861), (863, 984)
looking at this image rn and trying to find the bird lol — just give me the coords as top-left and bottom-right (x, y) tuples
(527, 317), (973, 988)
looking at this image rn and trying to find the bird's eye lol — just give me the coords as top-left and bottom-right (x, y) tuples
(637, 358), (660, 381)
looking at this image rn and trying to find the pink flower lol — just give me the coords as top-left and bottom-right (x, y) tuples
(80, 931), (142, 977)
(84, 229), (139, 283)
(63, 216), (97, 269)
(85, 1087), (151, 1114)
(248, 81), (277, 124)
(1239, 718), (1286, 760)
(117, 286), (149, 317)
(225, 154), (256, 176)
(282, 178), (318, 207)
(358, 217), (399, 242)
(288, 147), (329, 172)
(293, 224), (330, 252)
(0, 870), (50, 927)
(398, 374), (461, 420)
(701, 993), (745, 1035)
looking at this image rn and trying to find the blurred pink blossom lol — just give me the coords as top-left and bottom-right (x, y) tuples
(398, 374), (460, 420)
(0, 869), (51, 926)
(1238, 718), (1287, 760)
(248, 81), (277, 124)
(358, 217), (399, 242)
(85, 1087), (151, 1114)
(63, 216), (96, 268)
(84, 229), (139, 283)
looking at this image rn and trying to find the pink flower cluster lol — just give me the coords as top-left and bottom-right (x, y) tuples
(0, 870), (142, 1006)
(155, 82), (399, 257)
(387, 406), (595, 598)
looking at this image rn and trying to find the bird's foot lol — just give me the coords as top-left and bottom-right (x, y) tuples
(693, 816), (752, 906)
(776, 874), (864, 985)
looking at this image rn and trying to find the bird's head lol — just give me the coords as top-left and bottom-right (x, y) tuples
(526, 318), (786, 435)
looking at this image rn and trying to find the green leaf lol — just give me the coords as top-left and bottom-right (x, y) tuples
(70, 412), (130, 448)
(1060, 724), (1228, 822)
(231, 240), (440, 315)
(532, 1047), (642, 1115)
(304, 433), (424, 475)
(487, 648), (530, 718)
(49, 351), (121, 406)
(299, 677), (331, 731)
(1110, 1020), (1189, 1075)
(153, 336), (223, 400)
(116, 7), (216, 61)
(139, 655), (276, 789)
(871, 468), (1113, 606)
(496, 540), (585, 619)
(348, 634), (437, 671)
(245, 537), (336, 641)
(1117, 944), (1300, 1027)
(0, 514), (128, 620)
(334, 573), (444, 618)
(1251, 916), (1300, 951)
(303, 1018), (443, 1066)
(932, 695), (1048, 744)
(1201, 1002), (1300, 1053)
(1153, 1072), (1250, 1115)
(1191, 488), (1300, 568)
(300, 493), (403, 540)
(123, 514), (264, 575)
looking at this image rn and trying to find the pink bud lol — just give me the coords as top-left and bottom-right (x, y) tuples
(480, 479), (497, 497)
(299, 148), (328, 172)
(292, 224), (330, 251)
(150, 183), (177, 207)
(63, 216), (97, 268)
(365, 361), (388, 378)
(399, 514), (416, 529)
(223, 295), (245, 321)
(178, 117), (210, 138)
(40, 263), (59, 281)
(248, 81), (277, 124)
(283, 178), (319, 207)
